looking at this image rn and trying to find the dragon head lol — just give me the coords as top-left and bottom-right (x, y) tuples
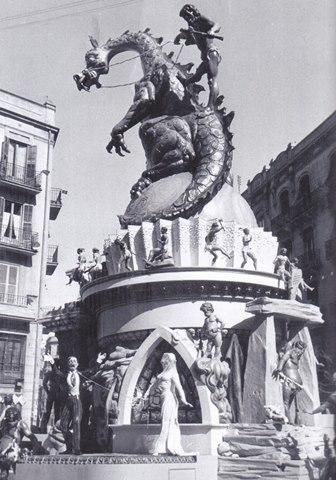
(73, 37), (109, 92)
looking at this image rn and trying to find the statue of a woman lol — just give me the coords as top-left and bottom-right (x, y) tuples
(146, 353), (192, 455)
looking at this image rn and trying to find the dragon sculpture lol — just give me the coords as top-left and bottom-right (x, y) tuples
(74, 10), (234, 224)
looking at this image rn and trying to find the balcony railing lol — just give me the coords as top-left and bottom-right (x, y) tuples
(0, 226), (39, 252)
(46, 244), (59, 275)
(291, 188), (325, 222)
(271, 211), (291, 232)
(0, 293), (28, 306)
(271, 188), (325, 229)
(47, 245), (59, 263)
(50, 188), (67, 220)
(0, 161), (42, 191)
(0, 365), (25, 385)
(50, 188), (63, 206)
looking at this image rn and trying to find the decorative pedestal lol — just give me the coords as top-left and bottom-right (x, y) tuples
(81, 257), (289, 456)
(16, 454), (216, 480)
(245, 297), (323, 426)
(42, 223), (327, 480)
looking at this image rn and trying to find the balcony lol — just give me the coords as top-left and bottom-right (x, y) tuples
(0, 293), (28, 306)
(0, 161), (42, 194)
(46, 244), (59, 275)
(0, 226), (39, 255)
(291, 188), (325, 226)
(50, 188), (66, 220)
(270, 211), (291, 235)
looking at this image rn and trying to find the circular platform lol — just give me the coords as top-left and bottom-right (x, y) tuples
(81, 267), (285, 341)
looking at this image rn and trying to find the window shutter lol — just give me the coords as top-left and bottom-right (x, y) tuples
(0, 138), (9, 175)
(26, 145), (37, 180)
(21, 204), (33, 249)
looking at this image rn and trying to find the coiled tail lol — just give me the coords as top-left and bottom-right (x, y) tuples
(161, 110), (234, 220)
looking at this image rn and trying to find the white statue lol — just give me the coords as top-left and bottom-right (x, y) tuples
(288, 257), (314, 300)
(87, 248), (103, 281)
(240, 227), (257, 270)
(145, 352), (192, 455)
(273, 248), (291, 283)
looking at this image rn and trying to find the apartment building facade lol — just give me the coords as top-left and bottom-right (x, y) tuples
(242, 111), (336, 371)
(0, 89), (63, 425)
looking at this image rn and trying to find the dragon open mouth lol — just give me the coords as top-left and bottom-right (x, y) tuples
(73, 69), (102, 92)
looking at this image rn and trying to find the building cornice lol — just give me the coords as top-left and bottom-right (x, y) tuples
(293, 110), (336, 158)
(0, 107), (59, 141)
(243, 111), (336, 196)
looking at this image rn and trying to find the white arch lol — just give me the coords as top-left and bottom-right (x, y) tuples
(117, 326), (218, 424)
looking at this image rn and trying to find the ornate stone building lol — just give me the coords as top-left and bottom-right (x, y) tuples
(0, 89), (64, 425)
(242, 111), (336, 369)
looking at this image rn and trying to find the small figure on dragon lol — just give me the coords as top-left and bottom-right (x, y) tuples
(74, 5), (234, 224)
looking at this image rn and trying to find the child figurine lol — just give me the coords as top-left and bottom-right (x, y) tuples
(67, 248), (88, 286)
(87, 247), (103, 281)
(145, 226), (170, 266)
(114, 238), (133, 272)
(273, 248), (291, 283)
(240, 228), (257, 270)
(200, 302), (226, 358)
(205, 219), (231, 266)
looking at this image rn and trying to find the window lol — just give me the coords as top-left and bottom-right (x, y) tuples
(279, 190), (290, 215)
(0, 263), (19, 304)
(298, 175), (311, 206)
(325, 238), (336, 260)
(0, 198), (33, 248)
(7, 140), (27, 176)
(1, 138), (37, 183)
(3, 200), (22, 240)
(0, 334), (26, 385)
(302, 226), (315, 260)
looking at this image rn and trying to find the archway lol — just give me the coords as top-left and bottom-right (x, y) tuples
(117, 326), (218, 425)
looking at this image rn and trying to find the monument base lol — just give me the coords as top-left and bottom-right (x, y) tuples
(16, 454), (216, 480)
(111, 423), (224, 455)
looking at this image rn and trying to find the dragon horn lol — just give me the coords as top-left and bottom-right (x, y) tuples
(89, 36), (99, 48)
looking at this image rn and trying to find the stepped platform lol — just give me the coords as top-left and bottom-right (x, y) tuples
(16, 453), (216, 480)
(217, 423), (334, 479)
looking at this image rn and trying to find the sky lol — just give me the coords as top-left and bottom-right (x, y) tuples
(0, 0), (335, 307)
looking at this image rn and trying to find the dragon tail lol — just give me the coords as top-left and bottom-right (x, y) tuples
(161, 110), (234, 220)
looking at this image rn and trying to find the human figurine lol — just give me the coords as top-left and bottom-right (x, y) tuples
(273, 248), (291, 283)
(0, 396), (14, 425)
(200, 302), (227, 358)
(205, 219), (231, 266)
(287, 257), (314, 301)
(114, 238), (133, 272)
(174, 4), (223, 107)
(40, 359), (65, 433)
(44, 353), (106, 455)
(272, 340), (306, 424)
(67, 248), (89, 286)
(0, 406), (43, 474)
(145, 226), (170, 267)
(86, 248), (103, 281)
(144, 353), (192, 455)
(240, 228), (257, 270)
